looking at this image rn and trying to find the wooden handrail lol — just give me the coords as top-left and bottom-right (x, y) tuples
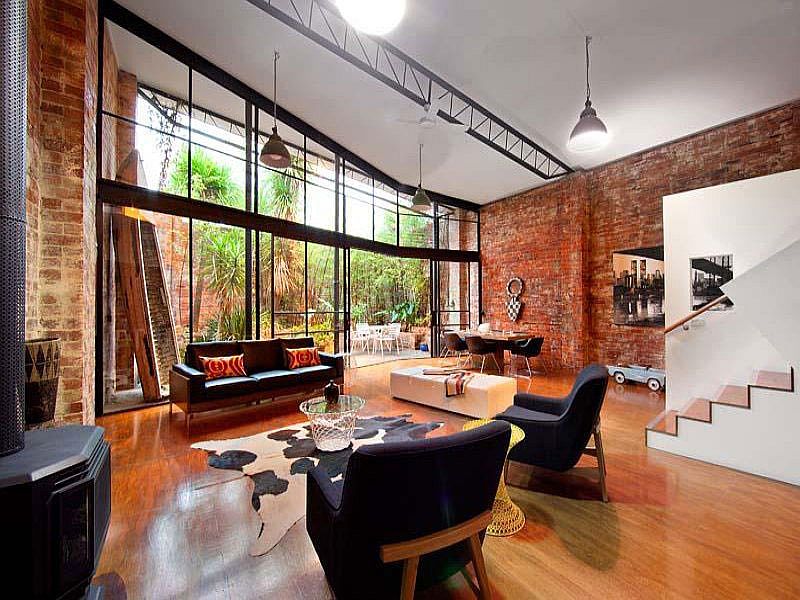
(665, 295), (729, 334)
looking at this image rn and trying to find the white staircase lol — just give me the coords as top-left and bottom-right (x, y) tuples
(647, 239), (800, 486)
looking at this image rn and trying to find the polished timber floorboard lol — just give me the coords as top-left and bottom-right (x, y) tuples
(94, 359), (800, 599)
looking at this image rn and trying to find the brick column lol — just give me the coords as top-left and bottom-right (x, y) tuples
(28, 0), (99, 423)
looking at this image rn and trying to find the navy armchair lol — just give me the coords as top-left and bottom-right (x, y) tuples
(495, 363), (609, 501)
(307, 421), (511, 600)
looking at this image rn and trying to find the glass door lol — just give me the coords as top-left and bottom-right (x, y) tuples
(432, 261), (479, 357)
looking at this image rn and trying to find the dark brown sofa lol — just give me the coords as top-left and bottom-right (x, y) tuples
(169, 336), (344, 428)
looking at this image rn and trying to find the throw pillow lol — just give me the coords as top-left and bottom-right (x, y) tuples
(198, 354), (247, 380)
(285, 347), (321, 369)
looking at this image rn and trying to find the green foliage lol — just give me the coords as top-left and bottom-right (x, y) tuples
(376, 300), (418, 326)
(166, 146), (245, 209)
(162, 146), (432, 345)
(200, 227), (245, 314)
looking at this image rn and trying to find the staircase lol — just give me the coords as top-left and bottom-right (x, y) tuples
(647, 237), (800, 486)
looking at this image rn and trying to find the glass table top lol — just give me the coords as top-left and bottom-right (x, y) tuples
(300, 395), (365, 415)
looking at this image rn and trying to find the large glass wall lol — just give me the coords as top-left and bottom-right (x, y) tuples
(97, 16), (480, 412)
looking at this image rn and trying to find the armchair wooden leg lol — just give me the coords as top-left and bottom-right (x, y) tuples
(467, 533), (492, 600)
(400, 556), (419, 600)
(382, 510), (493, 600)
(594, 423), (609, 502)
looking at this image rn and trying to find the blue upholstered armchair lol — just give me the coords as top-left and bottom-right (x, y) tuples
(307, 421), (511, 600)
(495, 363), (609, 501)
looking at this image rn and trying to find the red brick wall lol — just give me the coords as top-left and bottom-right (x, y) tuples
(25, 0), (101, 423)
(482, 100), (800, 370)
(26, 0), (43, 338)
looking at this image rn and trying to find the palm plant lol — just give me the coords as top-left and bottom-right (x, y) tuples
(263, 157), (303, 306)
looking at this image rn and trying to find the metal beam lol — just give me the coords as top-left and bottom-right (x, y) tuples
(245, 0), (573, 180)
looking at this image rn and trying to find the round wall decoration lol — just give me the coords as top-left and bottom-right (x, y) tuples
(505, 277), (525, 321)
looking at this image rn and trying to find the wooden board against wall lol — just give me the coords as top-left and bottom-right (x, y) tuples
(112, 213), (162, 402)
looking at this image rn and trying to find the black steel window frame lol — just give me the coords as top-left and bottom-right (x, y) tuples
(94, 0), (482, 416)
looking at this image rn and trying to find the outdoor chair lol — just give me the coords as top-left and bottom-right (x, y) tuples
(353, 323), (373, 352)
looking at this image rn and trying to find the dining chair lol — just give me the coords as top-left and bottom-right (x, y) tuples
(509, 337), (545, 377)
(443, 332), (469, 367)
(465, 335), (501, 373)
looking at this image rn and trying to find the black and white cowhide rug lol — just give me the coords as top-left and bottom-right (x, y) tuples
(192, 415), (442, 556)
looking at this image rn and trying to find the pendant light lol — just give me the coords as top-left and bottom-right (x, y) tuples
(336, 0), (406, 36)
(260, 51), (292, 169)
(412, 143), (431, 209)
(567, 35), (610, 152)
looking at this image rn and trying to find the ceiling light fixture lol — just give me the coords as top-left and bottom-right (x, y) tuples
(335, 0), (406, 36)
(567, 35), (610, 153)
(260, 50), (292, 169)
(412, 143), (431, 209)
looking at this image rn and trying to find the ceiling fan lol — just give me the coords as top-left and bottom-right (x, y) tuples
(394, 94), (468, 133)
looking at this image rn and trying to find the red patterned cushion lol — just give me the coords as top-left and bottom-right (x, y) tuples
(285, 347), (321, 369)
(198, 354), (247, 380)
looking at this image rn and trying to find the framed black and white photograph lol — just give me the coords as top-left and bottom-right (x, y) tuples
(612, 246), (665, 327)
(691, 254), (734, 311)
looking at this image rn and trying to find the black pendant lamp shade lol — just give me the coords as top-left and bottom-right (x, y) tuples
(260, 51), (292, 169)
(260, 126), (292, 169)
(411, 143), (431, 209)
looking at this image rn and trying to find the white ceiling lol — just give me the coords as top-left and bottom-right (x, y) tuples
(112, 0), (800, 204)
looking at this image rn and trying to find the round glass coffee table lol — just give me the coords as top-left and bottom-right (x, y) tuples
(299, 395), (365, 452)
(463, 418), (526, 536)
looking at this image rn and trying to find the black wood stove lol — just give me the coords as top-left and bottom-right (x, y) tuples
(0, 427), (111, 599)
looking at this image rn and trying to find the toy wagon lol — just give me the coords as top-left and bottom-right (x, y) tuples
(606, 364), (666, 391)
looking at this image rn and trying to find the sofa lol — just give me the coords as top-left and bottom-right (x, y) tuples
(170, 336), (344, 427)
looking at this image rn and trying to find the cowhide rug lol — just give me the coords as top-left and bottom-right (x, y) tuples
(192, 414), (442, 556)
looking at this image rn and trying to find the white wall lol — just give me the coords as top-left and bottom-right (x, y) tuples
(663, 169), (800, 411)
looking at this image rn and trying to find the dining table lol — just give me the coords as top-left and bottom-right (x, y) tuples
(457, 330), (531, 371)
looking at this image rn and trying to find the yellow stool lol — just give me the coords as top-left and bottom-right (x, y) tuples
(463, 418), (526, 536)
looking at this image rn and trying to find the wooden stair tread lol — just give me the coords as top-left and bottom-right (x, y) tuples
(714, 385), (749, 408)
(679, 398), (711, 422)
(647, 410), (678, 435)
(751, 369), (794, 391)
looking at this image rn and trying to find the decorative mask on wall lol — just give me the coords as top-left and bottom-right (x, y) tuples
(505, 277), (524, 321)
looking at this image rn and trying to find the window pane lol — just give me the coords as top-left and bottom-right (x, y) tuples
(399, 193), (434, 248)
(188, 72), (247, 209)
(258, 231), (273, 338)
(273, 238), (306, 336)
(102, 22), (190, 196)
(343, 165), (374, 240)
(255, 109), (305, 223)
(192, 222), (246, 341)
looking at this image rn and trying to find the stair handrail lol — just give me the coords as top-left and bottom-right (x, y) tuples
(665, 295), (729, 334)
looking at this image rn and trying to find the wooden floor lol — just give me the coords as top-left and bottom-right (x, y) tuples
(94, 359), (800, 599)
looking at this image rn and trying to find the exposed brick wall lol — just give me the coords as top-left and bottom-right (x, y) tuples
(26, 0), (43, 339)
(482, 100), (800, 370)
(25, 0), (101, 423)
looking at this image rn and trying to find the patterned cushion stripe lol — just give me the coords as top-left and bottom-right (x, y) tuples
(199, 354), (247, 380)
(285, 347), (321, 369)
